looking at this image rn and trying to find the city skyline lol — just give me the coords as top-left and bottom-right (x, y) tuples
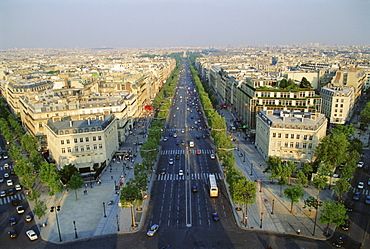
(1, 0), (370, 50)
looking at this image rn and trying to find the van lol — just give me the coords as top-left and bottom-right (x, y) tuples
(189, 141), (194, 148)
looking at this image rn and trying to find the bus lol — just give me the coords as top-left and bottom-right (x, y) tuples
(209, 174), (218, 197)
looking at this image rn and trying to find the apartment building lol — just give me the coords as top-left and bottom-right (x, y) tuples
(320, 85), (355, 124)
(331, 68), (366, 102)
(255, 110), (327, 163)
(45, 114), (118, 172)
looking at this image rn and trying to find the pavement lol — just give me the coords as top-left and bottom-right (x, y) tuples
(30, 106), (370, 244)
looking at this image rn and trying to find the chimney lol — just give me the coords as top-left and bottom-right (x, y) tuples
(87, 118), (91, 125)
(70, 121), (73, 127)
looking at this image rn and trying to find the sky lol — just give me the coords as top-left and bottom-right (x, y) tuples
(0, 0), (369, 49)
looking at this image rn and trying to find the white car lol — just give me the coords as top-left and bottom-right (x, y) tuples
(4, 163), (9, 169)
(210, 154), (216, 159)
(358, 162), (364, 168)
(4, 172), (9, 178)
(358, 182), (365, 189)
(15, 184), (22, 191)
(7, 179), (13, 186)
(26, 230), (38, 241)
(147, 224), (159, 237)
(16, 206), (25, 214)
(179, 170), (184, 176)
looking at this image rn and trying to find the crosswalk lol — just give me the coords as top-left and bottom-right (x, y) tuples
(161, 149), (214, 155)
(352, 188), (370, 195)
(157, 172), (223, 181)
(0, 193), (25, 205)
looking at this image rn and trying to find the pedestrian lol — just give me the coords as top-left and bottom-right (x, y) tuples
(297, 229), (300, 235)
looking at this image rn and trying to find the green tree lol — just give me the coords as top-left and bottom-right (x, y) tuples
(39, 162), (62, 195)
(120, 182), (142, 228)
(303, 196), (322, 236)
(264, 156), (281, 183)
(233, 179), (257, 226)
(34, 200), (47, 219)
(299, 77), (312, 88)
(29, 149), (43, 171)
(59, 164), (79, 184)
(295, 170), (308, 187)
(21, 134), (38, 152)
(284, 186), (304, 213)
(67, 173), (84, 200)
(360, 101), (370, 124)
(315, 132), (349, 169)
(332, 178), (351, 202)
(319, 200), (347, 236)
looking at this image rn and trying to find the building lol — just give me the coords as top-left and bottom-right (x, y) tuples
(255, 110), (327, 163)
(320, 85), (355, 124)
(44, 114), (118, 173)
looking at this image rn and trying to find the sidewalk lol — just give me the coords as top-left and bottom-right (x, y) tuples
(34, 118), (151, 243)
(219, 108), (336, 240)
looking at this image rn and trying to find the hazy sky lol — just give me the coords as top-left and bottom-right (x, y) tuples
(1, 0), (369, 49)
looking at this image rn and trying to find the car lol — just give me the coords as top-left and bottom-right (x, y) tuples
(181, 140), (185, 145)
(7, 179), (13, 186)
(365, 196), (370, 205)
(175, 154), (180, 160)
(358, 181), (365, 189)
(163, 137), (168, 142)
(11, 199), (19, 206)
(15, 184), (22, 191)
(8, 230), (17, 239)
(196, 150), (201, 155)
(4, 172), (9, 178)
(347, 202), (355, 212)
(179, 170), (184, 176)
(353, 192), (361, 201)
(173, 114), (176, 118)
(368, 178), (370, 186)
(169, 133), (173, 137)
(3, 154), (8, 159)
(173, 133), (178, 138)
(160, 169), (166, 175)
(26, 229), (38, 241)
(146, 224), (159, 237)
(4, 163), (9, 169)
(8, 188), (14, 196)
(192, 185), (198, 193)
(181, 129), (185, 133)
(196, 135), (200, 139)
(341, 219), (350, 231)
(364, 165), (369, 172)
(168, 158), (174, 165)
(358, 162), (364, 168)
(9, 218), (17, 226)
(16, 206), (25, 214)
(0, 191), (6, 197)
(0, 177), (4, 183)
(173, 124), (177, 128)
(210, 154), (216, 159)
(10, 169), (15, 175)
(352, 241), (362, 249)
(202, 134), (206, 138)
(333, 235), (347, 247)
(25, 215), (32, 222)
(212, 212), (220, 221)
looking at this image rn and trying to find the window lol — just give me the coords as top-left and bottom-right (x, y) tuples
(75, 146), (78, 152)
(295, 142), (299, 148)
(309, 136), (313, 140)
(304, 135), (308, 140)
(273, 133), (276, 138)
(62, 148), (65, 153)
(296, 134), (300, 139)
(303, 143), (307, 148)
(93, 136), (96, 141)
(59, 131), (64, 135)
(98, 136), (102, 141)
(74, 138), (78, 143)
(85, 128), (89, 132)
(99, 144), (103, 149)
(278, 133), (281, 138)
(291, 134), (294, 139)
(67, 147), (71, 152)
(80, 138), (83, 143)
(290, 142), (294, 148)
(80, 146), (84, 152)
(284, 142), (289, 147)
(85, 137), (89, 142)
(285, 134), (289, 138)
(65, 130), (69, 135)
(277, 141), (281, 146)
(86, 145), (90, 151)
(66, 139), (70, 144)
(308, 143), (313, 149)
(61, 140), (64, 145)
(93, 144), (97, 150)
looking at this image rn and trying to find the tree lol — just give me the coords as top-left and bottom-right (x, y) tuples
(39, 162), (62, 196)
(284, 186), (304, 213)
(21, 134), (38, 152)
(303, 196), (322, 236)
(264, 156), (281, 183)
(67, 173), (84, 200)
(120, 182), (142, 228)
(34, 200), (47, 219)
(299, 77), (312, 88)
(315, 132), (349, 169)
(233, 179), (257, 226)
(332, 178), (351, 202)
(319, 200), (347, 236)
(59, 164), (79, 184)
(295, 170), (308, 187)
(360, 101), (370, 124)
(29, 149), (43, 171)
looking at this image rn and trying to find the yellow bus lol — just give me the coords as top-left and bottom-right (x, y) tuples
(209, 174), (218, 197)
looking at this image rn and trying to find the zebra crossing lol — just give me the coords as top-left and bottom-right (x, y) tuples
(160, 149), (214, 155)
(157, 172), (222, 181)
(352, 187), (370, 195)
(0, 193), (25, 205)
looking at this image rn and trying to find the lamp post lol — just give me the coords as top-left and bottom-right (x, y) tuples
(260, 212), (263, 229)
(250, 163), (253, 176)
(116, 214), (120, 231)
(50, 206), (62, 242)
(271, 199), (275, 215)
(259, 179), (262, 192)
(237, 140), (239, 151)
(73, 220), (78, 238)
(243, 152), (245, 162)
(103, 202), (107, 218)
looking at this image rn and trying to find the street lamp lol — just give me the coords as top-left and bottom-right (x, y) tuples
(271, 199), (275, 215)
(260, 212), (263, 229)
(116, 214), (120, 231)
(243, 152), (245, 162)
(237, 140), (239, 151)
(103, 202), (107, 218)
(73, 220), (78, 238)
(50, 206), (62, 242)
(250, 163), (253, 176)
(259, 179), (262, 192)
